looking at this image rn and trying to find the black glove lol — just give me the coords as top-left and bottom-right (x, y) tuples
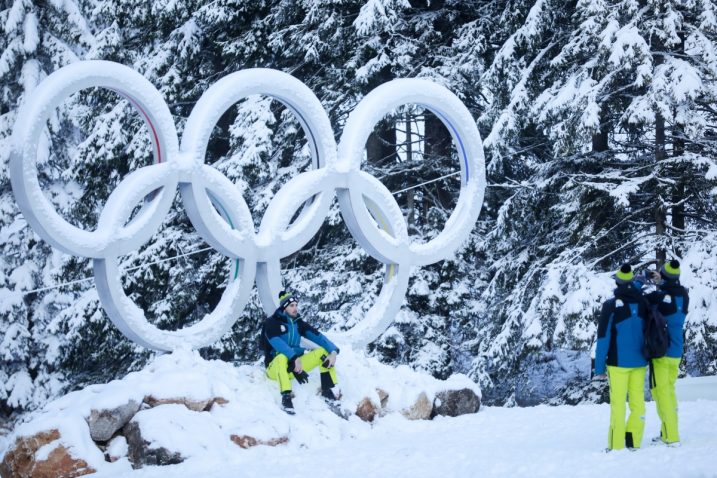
(288, 354), (302, 373)
(321, 351), (337, 368)
(294, 371), (309, 384)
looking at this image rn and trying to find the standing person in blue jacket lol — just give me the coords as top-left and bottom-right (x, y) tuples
(594, 264), (649, 451)
(261, 290), (340, 415)
(645, 260), (689, 447)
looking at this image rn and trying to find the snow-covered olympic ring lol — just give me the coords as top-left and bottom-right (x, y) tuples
(10, 60), (486, 351)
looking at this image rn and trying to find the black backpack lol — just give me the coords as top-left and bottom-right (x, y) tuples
(258, 320), (273, 366)
(642, 302), (670, 360)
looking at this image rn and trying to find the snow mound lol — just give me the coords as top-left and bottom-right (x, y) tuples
(1, 348), (480, 474)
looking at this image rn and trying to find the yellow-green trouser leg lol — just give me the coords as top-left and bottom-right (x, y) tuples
(298, 348), (338, 386)
(266, 348), (338, 393)
(266, 354), (293, 393)
(607, 366), (646, 450)
(651, 356), (681, 443)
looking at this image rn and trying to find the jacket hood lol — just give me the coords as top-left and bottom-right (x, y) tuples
(274, 308), (299, 321)
(613, 283), (643, 302)
(660, 281), (685, 296)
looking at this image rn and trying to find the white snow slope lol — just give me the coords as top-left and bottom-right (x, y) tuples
(102, 399), (717, 478)
(1, 351), (715, 478)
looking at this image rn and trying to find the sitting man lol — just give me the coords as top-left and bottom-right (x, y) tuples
(261, 290), (340, 414)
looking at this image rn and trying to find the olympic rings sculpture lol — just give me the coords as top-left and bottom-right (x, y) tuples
(10, 61), (485, 351)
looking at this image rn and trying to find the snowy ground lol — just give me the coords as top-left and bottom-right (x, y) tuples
(89, 399), (717, 478)
(2, 350), (715, 478)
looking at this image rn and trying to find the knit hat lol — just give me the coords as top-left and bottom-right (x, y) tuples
(614, 263), (634, 284)
(660, 260), (681, 280)
(279, 290), (298, 310)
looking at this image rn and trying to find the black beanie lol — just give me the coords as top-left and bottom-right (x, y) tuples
(660, 260), (681, 280)
(279, 290), (298, 309)
(614, 263), (634, 284)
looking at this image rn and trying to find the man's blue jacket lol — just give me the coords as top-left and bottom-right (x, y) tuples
(594, 283), (649, 375)
(261, 308), (339, 367)
(645, 279), (689, 358)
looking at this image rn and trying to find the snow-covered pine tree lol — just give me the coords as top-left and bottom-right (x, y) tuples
(623, 0), (717, 376)
(452, 0), (581, 404)
(2, 0), (715, 418)
(56, 0), (282, 378)
(467, 0), (717, 404)
(362, 1), (496, 378)
(254, 0), (395, 343)
(0, 0), (95, 416)
(49, 0), (209, 387)
(264, 0), (489, 378)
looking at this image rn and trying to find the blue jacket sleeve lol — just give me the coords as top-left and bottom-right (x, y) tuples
(594, 300), (613, 375)
(298, 320), (339, 354)
(633, 273), (652, 290)
(304, 330), (339, 354)
(267, 335), (297, 359)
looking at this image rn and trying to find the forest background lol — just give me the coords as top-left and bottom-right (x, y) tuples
(1, 0), (716, 423)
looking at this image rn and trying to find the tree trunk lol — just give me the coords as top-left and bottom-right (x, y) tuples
(672, 123), (685, 257)
(591, 117), (609, 153)
(425, 111), (453, 212)
(366, 122), (396, 168)
(424, 111), (451, 159)
(366, 67), (396, 168)
(655, 109), (667, 263)
(671, 31), (687, 258)
(405, 112), (415, 231)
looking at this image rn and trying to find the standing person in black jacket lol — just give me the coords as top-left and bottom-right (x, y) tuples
(261, 291), (340, 415)
(593, 264), (649, 451)
(645, 260), (689, 447)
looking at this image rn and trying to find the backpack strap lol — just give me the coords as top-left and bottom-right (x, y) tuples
(649, 359), (657, 388)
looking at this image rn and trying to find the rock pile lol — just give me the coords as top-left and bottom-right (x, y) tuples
(0, 394), (286, 477)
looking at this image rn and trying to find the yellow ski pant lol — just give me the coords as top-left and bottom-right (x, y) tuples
(266, 347), (337, 393)
(651, 356), (681, 444)
(607, 365), (646, 450)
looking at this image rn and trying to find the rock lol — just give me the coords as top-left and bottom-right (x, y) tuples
(264, 436), (289, 447)
(230, 434), (258, 448)
(144, 396), (211, 412)
(105, 435), (128, 463)
(123, 421), (184, 469)
(0, 429), (59, 477)
(400, 391), (432, 420)
(376, 388), (389, 408)
(261, 437), (289, 446)
(355, 389), (389, 422)
(87, 400), (140, 442)
(431, 388), (481, 417)
(29, 446), (96, 478)
(230, 434), (288, 449)
(355, 397), (379, 422)
(0, 429), (95, 478)
(207, 397), (229, 410)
